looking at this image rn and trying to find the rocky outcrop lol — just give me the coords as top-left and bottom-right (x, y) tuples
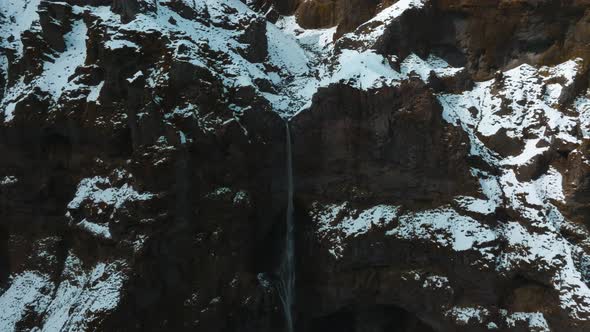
(291, 79), (477, 206)
(111, 0), (156, 23)
(287, 0), (590, 79)
(1, 1), (287, 330)
(289, 0), (392, 37)
(238, 17), (269, 63)
(432, 0), (590, 79)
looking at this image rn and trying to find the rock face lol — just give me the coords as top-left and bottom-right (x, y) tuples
(2, 0), (590, 331)
(291, 79), (477, 205)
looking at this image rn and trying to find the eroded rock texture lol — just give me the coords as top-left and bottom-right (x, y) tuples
(2, 0), (590, 331)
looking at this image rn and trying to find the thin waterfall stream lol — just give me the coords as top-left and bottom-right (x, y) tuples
(277, 120), (295, 332)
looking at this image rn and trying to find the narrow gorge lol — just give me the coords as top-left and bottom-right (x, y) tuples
(278, 120), (296, 332)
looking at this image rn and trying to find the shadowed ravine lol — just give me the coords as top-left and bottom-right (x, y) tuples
(277, 120), (296, 332)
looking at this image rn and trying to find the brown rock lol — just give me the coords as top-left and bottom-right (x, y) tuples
(291, 79), (478, 207)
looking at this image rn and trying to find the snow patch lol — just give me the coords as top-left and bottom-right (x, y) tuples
(0, 271), (53, 331)
(387, 207), (496, 254)
(67, 175), (153, 211)
(312, 202), (400, 258)
(39, 20), (88, 100)
(501, 310), (550, 332)
(0, 0), (42, 57)
(0, 176), (18, 186)
(39, 253), (127, 331)
(77, 219), (112, 240)
(446, 306), (490, 325)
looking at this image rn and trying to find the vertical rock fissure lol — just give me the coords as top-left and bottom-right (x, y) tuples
(278, 120), (295, 332)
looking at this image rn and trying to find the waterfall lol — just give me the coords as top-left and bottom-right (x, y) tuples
(277, 120), (295, 332)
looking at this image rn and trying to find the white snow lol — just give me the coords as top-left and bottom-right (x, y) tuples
(206, 187), (233, 198)
(86, 81), (104, 104)
(501, 310), (550, 331)
(127, 71), (144, 84)
(276, 16), (336, 52)
(497, 167), (565, 223)
(257, 273), (271, 288)
(0, 0), (453, 121)
(1, 79), (30, 122)
(387, 206), (496, 254)
(39, 20), (88, 100)
(341, 204), (400, 237)
(233, 190), (250, 206)
(0, 271), (53, 331)
(500, 138), (548, 166)
(400, 54), (463, 81)
(326, 49), (402, 89)
(541, 59), (580, 87)
(0, 54), (7, 92)
(422, 275), (451, 290)
(77, 219), (112, 240)
(575, 96), (590, 138)
(39, 253), (127, 331)
(0, 253), (127, 331)
(438, 58), (590, 320)
(3, 0), (590, 328)
(438, 60), (578, 226)
(0, 0), (42, 57)
(345, 0), (427, 46)
(0, 17), (89, 120)
(441, 61), (580, 145)
(67, 175), (153, 211)
(104, 39), (140, 51)
(0, 176), (18, 186)
(446, 306), (490, 325)
(312, 202), (400, 258)
(455, 170), (502, 215)
(272, 1), (445, 115)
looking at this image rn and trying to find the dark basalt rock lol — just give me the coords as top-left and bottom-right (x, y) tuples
(161, 0), (207, 21)
(333, 0), (590, 79)
(238, 17), (269, 63)
(291, 79), (478, 207)
(247, 0), (300, 16)
(427, 68), (474, 93)
(61, 0), (113, 5)
(111, 0), (156, 23)
(563, 145), (590, 226)
(293, 0), (399, 37)
(38, 2), (73, 52)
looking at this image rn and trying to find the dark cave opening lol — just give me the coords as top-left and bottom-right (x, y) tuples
(310, 309), (355, 332)
(308, 305), (436, 332)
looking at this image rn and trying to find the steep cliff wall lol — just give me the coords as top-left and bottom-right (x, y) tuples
(2, 0), (590, 331)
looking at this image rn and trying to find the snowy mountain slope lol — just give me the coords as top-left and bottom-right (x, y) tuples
(0, 0), (477, 119)
(288, 1), (590, 330)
